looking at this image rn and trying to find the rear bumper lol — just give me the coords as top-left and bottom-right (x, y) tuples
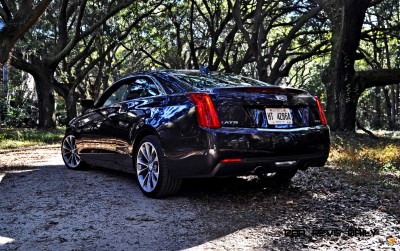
(165, 126), (330, 178)
(210, 153), (327, 177)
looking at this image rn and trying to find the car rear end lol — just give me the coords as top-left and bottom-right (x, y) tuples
(159, 72), (330, 178)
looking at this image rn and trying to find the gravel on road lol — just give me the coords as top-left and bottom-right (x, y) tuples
(0, 146), (399, 250)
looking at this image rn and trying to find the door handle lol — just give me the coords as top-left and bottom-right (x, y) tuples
(107, 112), (118, 119)
(118, 106), (128, 114)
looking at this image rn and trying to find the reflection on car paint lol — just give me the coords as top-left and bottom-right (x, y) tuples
(66, 70), (330, 180)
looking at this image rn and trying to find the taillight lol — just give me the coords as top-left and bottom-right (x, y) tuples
(315, 96), (327, 126)
(186, 93), (221, 128)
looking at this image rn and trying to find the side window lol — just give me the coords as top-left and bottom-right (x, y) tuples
(124, 78), (161, 101)
(154, 75), (184, 94)
(103, 84), (128, 107)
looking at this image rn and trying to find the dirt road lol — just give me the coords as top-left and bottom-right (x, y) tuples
(0, 146), (399, 250)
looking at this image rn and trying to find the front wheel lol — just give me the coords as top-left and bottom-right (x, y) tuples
(135, 135), (182, 198)
(61, 134), (86, 169)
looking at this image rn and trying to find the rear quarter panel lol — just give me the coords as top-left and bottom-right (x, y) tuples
(151, 95), (211, 156)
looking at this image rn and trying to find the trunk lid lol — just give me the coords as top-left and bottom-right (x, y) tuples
(210, 87), (322, 129)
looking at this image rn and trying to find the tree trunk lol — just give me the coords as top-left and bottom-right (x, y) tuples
(33, 71), (56, 129)
(382, 28), (396, 129)
(54, 81), (77, 122)
(372, 87), (381, 128)
(390, 85), (396, 127)
(383, 87), (394, 129)
(396, 84), (400, 126)
(0, 0), (51, 64)
(189, 1), (199, 69)
(323, 0), (371, 131)
(323, 23), (340, 129)
(0, 62), (4, 122)
(65, 90), (77, 121)
(0, 37), (15, 65)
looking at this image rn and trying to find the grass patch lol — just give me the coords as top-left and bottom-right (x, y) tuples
(0, 128), (64, 150)
(328, 132), (400, 190)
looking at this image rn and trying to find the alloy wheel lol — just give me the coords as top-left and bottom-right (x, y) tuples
(136, 142), (159, 192)
(62, 135), (81, 168)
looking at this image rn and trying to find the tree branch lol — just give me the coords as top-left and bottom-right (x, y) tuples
(357, 69), (400, 90)
(10, 53), (39, 76)
(269, 6), (321, 77)
(50, 0), (135, 66)
(0, 0), (12, 21)
(140, 48), (170, 69)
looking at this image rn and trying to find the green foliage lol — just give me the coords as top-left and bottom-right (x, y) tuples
(4, 105), (37, 128)
(329, 133), (400, 173)
(4, 0), (400, 130)
(287, 57), (330, 98)
(328, 132), (400, 190)
(1, 67), (38, 128)
(0, 128), (64, 150)
(382, 161), (398, 172)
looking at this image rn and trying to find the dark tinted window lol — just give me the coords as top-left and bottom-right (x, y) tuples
(103, 84), (128, 107)
(124, 78), (161, 101)
(173, 73), (270, 89)
(153, 74), (185, 94)
(100, 77), (161, 107)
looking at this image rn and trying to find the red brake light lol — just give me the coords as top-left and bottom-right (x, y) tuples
(315, 96), (327, 126)
(186, 93), (221, 128)
(220, 158), (242, 163)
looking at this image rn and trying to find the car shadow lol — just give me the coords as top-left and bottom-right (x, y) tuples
(0, 164), (398, 250)
(74, 164), (400, 247)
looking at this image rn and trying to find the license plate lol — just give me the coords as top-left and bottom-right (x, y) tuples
(265, 108), (293, 125)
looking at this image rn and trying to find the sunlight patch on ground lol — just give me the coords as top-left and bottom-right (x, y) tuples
(0, 236), (15, 245)
(5, 169), (39, 174)
(31, 156), (63, 167)
(184, 226), (274, 250)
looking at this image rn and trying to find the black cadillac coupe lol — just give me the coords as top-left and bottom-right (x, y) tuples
(61, 70), (330, 198)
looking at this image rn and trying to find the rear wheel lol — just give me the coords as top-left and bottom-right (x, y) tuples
(135, 135), (182, 198)
(61, 134), (86, 169)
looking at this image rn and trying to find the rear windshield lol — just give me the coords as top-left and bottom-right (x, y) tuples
(173, 73), (271, 89)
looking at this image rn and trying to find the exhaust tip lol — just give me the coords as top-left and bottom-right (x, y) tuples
(274, 161), (297, 167)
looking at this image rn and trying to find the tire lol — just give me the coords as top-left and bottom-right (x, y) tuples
(61, 134), (87, 170)
(134, 135), (182, 198)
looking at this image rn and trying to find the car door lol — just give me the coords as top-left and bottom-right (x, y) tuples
(108, 76), (165, 156)
(75, 80), (131, 168)
(80, 76), (165, 172)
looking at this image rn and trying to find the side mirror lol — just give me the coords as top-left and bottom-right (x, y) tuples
(80, 99), (95, 113)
